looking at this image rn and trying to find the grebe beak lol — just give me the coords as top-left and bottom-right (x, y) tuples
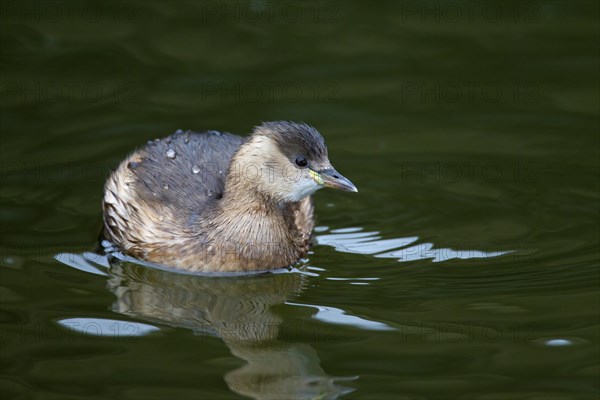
(310, 168), (358, 193)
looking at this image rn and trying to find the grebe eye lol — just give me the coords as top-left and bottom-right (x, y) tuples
(295, 156), (308, 167)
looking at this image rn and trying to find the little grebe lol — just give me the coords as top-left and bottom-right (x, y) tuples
(102, 121), (357, 272)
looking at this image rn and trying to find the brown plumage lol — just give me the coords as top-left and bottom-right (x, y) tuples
(102, 121), (357, 272)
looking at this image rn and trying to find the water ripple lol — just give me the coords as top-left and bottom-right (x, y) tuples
(287, 302), (395, 331)
(316, 227), (511, 263)
(56, 317), (160, 337)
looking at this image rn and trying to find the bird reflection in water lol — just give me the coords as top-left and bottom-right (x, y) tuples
(106, 259), (356, 399)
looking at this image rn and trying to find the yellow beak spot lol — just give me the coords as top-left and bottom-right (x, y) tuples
(309, 169), (324, 185)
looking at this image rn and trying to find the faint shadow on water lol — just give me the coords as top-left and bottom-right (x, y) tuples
(54, 251), (357, 400)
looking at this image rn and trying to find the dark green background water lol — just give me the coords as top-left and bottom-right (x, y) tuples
(1, 1), (599, 399)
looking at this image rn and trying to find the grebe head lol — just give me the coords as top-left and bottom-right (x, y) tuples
(231, 121), (357, 203)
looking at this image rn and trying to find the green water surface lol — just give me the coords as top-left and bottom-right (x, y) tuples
(1, 1), (599, 399)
